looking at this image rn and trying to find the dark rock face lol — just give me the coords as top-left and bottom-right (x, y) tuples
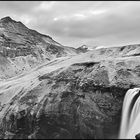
(136, 133), (140, 139)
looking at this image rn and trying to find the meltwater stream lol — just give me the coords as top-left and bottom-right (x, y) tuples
(119, 88), (140, 139)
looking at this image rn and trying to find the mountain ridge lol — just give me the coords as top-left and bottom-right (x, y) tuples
(0, 16), (80, 79)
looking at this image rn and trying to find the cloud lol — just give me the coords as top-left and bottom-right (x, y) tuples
(34, 1), (56, 11)
(0, 1), (140, 47)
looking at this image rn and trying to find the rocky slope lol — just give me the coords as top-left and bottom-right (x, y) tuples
(0, 16), (79, 79)
(1, 43), (140, 139)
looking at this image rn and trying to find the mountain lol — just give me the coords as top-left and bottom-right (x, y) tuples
(2, 16), (140, 139)
(0, 16), (79, 79)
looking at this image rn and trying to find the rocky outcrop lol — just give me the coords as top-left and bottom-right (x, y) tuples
(76, 45), (89, 53)
(135, 133), (140, 139)
(1, 46), (140, 139)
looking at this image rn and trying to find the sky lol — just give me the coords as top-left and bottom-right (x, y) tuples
(0, 1), (140, 48)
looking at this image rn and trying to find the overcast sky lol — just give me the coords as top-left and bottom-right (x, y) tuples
(0, 1), (140, 48)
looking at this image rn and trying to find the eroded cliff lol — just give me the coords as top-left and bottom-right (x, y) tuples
(1, 43), (140, 139)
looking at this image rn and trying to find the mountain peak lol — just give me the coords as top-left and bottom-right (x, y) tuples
(0, 16), (13, 23)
